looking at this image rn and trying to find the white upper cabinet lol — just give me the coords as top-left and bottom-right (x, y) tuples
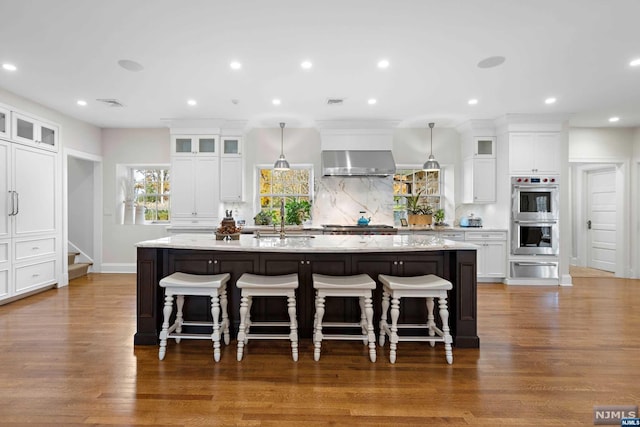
(221, 136), (242, 156)
(171, 135), (218, 156)
(462, 136), (496, 159)
(220, 157), (243, 201)
(0, 105), (10, 139)
(509, 132), (560, 175)
(463, 157), (496, 203)
(11, 112), (58, 152)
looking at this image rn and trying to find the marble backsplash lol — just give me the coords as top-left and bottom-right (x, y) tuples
(312, 176), (395, 225)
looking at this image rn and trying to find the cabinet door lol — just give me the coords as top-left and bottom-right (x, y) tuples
(483, 241), (506, 278)
(170, 157), (196, 218)
(510, 132), (560, 174)
(533, 133), (560, 174)
(193, 156), (219, 217)
(171, 135), (194, 156)
(0, 141), (9, 239)
(509, 133), (535, 174)
(0, 240), (9, 300)
(221, 136), (241, 156)
(220, 157), (243, 201)
(464, 158), (496, 203)
(11, 113), (57, 152)
(475, 137), (495, 158)
(12, 145), (56, 236)
(0, 106), (9, 139)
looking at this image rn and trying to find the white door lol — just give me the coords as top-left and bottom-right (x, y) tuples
(587, 168), (616, 272)
(0, 140), (10, 239)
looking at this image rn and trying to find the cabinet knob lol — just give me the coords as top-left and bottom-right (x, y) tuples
(32, 246), (40, 250)
(301, 260), (305, 264)
(393, 261), (398, 265)
(208, 260), (212, 264)
(399, 261), (404, 265)
(307, 261), (310, 265)
(214, 260), (218, 264)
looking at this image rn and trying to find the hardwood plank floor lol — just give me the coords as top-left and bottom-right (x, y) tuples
(1, 273), (639, 426)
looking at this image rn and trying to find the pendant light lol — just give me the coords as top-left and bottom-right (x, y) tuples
(273, 122), (290, 170)
(422, 122), (440, 171)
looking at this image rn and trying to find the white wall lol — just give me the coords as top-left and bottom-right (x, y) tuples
(101, 128), (170, 270)
(68, 157), (94, 257)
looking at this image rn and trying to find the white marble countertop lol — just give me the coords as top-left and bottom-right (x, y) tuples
(137, 233), (478, 253)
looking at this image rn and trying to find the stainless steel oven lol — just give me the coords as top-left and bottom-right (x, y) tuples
(511, 176), (559, 221)
(511, 220), (559, 255)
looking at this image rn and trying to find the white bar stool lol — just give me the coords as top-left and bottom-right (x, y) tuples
(378, 274), (453, 364)
(158, 272), (230, 362)
(235, 273), (299, 361)
(312, 273), (377, 362)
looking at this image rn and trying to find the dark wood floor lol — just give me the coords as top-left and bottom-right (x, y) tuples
(1, 273), (639, 426)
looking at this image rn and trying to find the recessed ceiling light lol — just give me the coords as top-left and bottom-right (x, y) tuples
(230, 61), (242, 70)
(301, 60), (312, 70)
(609, 116), (620, 123)
(377, 59), (390, 69)
(187, 99), (197, 106)
(368, 98), (377, 105)
(117, 59), (144, 72)
(545, 97), (557, 104)
(629, 58), (640, 67)
(77, 100), (87, 106)
(272, 98), (281, 106)
(477, 56), (506, 69)
(468, 98), (478, 105)
(2, 63), (17, 71)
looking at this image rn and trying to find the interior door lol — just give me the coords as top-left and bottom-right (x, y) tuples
(587, 168), (616, 272)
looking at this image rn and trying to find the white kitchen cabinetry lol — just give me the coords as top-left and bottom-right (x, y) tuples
(11, 112), (58, 152)
(465, 231), (507, 280)
(462, 136), (496, 203)
(220, 156), (243, 201)
(1, 137), (59, 304)
(463, 157), (496, 203)
(170, 153), (220, 226)
(221, 136), (242, 156)
(0, 104), (10, 139)
(171, 135), (218, 157)
(509, 132), (560, 175)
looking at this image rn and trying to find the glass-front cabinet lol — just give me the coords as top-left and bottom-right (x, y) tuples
(171, 135), (218, 156)
(221, 136), (242, 156)
(11, 112), (58, 152)
(0, 105), (9, 139)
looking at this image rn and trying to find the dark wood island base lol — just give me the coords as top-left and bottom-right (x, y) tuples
(136, 245), (479, 349)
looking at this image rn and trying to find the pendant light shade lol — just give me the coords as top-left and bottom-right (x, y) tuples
(274, 122), (290, 170)
(422, 122), (440, 171)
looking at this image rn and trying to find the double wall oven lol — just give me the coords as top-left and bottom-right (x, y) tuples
(510, 176), (560, 280)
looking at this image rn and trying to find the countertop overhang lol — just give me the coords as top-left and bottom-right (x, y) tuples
(136, 233), (478, 253)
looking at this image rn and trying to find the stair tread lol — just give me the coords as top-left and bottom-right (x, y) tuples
(69, 262), (92, 271)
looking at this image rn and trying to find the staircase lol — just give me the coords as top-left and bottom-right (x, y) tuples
(68, 252), (92, 281)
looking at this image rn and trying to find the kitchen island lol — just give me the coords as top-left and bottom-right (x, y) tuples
(135, 234), (479, 348)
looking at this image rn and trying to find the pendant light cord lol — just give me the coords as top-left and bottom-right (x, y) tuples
(429, 122), (434, 156)
(280, 122), (285, 156)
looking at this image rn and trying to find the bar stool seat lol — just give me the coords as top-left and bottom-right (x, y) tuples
(158, 272), (230, 362)
(312, 273), (377, 362)
(378, 274), (453, 364)
(235, 273), (299, 361)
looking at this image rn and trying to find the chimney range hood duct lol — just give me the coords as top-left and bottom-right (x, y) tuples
(321, 150), (396, 176)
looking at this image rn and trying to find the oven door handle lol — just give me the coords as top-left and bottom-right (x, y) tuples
(513, 220), (557, 225)
(512, 185), (559, 191)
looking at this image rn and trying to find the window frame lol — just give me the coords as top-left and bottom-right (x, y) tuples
(393, 165), (443, 215)
(129, 165), (171, 224)
(254, 163), (314, 223)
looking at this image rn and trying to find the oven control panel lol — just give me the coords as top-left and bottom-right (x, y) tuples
(512, 176), (558, 184)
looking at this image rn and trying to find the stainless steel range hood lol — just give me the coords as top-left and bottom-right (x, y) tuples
(321, 150), (396, 176)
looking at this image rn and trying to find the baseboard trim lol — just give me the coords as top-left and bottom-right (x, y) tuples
(101, 263), (136, 273)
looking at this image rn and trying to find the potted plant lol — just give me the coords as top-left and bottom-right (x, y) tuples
(434, 208), (445, 226)
(253, 210), (274, 226)
(285, 199), (312, 225)
(406, 191), (433, 226)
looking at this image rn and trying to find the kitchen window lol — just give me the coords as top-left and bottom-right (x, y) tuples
(132, 168), (171, 222)
(257, 165), (313, 223)
(393, 168), (441, 214)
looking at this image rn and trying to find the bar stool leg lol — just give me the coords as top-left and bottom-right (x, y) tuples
(359, 296), (367, 344)
(211, 294), (221, 362)
(426, 297), (436, 347)
(389, 296), (400, 364)
(364, 295), (376, 362)
(439, 296), (453, 364)
(313, 293), (325, 361)
(237, 294), (249, 361)
(288, 295), (299, 362)
(220, 287), (230, 345)
(245, 296), (253, 339)
(379, 290), (389, 346)
(159, 294), (174, 361)
(175, 295), (184, 343)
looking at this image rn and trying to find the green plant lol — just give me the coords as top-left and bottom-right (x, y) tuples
(406, 191), (433, 215)
(253, 210), (273, 225)
(285, 199), (312, 225)
(434, 208), (445, 224)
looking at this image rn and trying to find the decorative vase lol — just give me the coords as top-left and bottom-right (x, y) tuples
(123, 200), (135, 225)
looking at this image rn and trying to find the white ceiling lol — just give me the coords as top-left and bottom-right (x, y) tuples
(1, 0), (639, 129)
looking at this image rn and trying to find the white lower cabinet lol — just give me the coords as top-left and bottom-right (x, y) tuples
(465, 231), (507, 280)
(15, 258), (56, 294)
(0, 239), (9, 299)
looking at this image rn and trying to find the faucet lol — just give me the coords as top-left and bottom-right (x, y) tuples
(279, 199), (286, 240)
